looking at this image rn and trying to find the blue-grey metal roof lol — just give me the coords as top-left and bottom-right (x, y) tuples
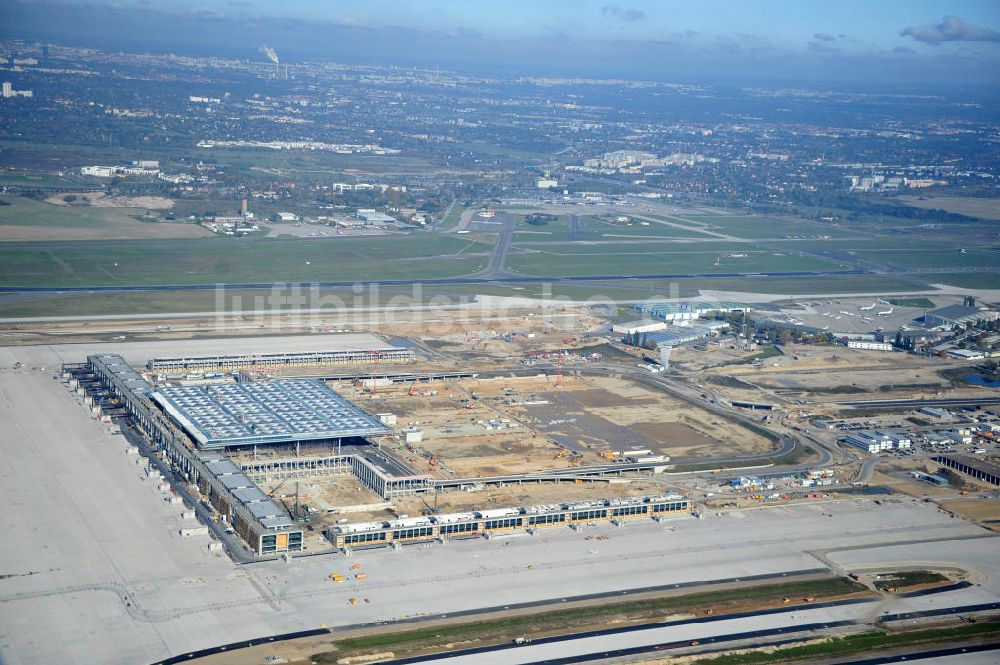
(204, 459), (241, 476)
(642, 324), (719, 347)
(219, 473), (254, 491)
(152, 379), (391, 448)
(231, 486), (271, 505)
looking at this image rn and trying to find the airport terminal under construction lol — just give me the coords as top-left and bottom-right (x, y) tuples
(8, 323), (1000, 665)
(64, 336), (700, 558)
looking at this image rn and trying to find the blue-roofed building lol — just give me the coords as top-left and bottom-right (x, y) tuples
(635, 301), (750, 322)
(152, 379), (391, 449)
(634, 321), (730, 349)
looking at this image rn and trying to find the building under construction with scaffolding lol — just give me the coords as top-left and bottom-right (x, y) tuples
(77, 352), (435, 555)
(147, 346), (413, 373)
(327, 495), (692, 551)
(71, 344), (692, 559)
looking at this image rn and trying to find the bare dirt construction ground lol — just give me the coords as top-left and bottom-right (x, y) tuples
(360, 376), (589, 479)
(871, 462), (1000, 534)
(45, 192), (175, 209)
(0, 193), (210, 241)
(254, 473), (385, 548)
(938, 499), (1000, 532)
(688, 343), (978, 412)
(257, 473), (382, 513)
(896, 195), (1000, 221)
(362, 373), (772, 478)
(524, 374), (770, 459)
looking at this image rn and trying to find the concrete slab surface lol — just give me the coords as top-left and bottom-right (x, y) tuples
(1, 338), (998, 664)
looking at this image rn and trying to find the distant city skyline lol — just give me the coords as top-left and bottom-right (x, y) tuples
(3, 0), (999, 86)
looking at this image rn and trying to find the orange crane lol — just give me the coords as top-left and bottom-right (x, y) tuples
(555, 354), (564, 389)
(408, 379), (417, 397)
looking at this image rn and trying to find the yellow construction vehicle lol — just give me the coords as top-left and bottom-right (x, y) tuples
(329, 573), (345, 582)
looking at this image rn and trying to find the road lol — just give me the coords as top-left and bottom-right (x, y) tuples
(567, 214), (589, 241)
(836, 643), (1000, 664)
(376, 592), (1000, 664)
(616, 367), (829, 467)
(0, 268), (878, 295)
(855, 457), (881, 484)
(475, 211), (516, 279)
(841, 396), (1000, 409)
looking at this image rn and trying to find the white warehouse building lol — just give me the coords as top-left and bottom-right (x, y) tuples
(612, 319), (667, 335)
(847, 340), (893, 352)
(842, 430), (910, 453)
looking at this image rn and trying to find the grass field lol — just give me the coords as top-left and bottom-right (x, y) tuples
(439, 202), (468, 231)
(778, 238), (955, 252)
(695, 621), (1000, 665)
(0, 272), (949, 318)
(0, 196), (212, 241)
(0, 172), (79, 188)
(854, 248), (1000, 270)
(667, 274), (933, 294)
(677, 214), (857, 239)
(505, 243), (845, 277)
(896, 195), (1000, 221)
(0, 280), (694, 318)
(599, 216), (716, 239)
(920, 272), (1000, 289)
(326, 577), (867, 658)
(0, 236), (491, 287)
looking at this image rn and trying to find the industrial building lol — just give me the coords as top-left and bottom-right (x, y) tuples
(638, 322), (729, 349)
(635, 301), (749, 322)
(923, 304), (999, 330)
(355, 208), (396, 224)
(81, 354), (304, 555)
(151, 380), (391, 449)
(147, 345), (414, 373)
(933, 455), (1000, 486)
(327, 495), (691, 551)
(846, 340), (893, 352)
(842, 430), (910, 453)
(612, 319), (667, 335)
(73, 344), (700, 558)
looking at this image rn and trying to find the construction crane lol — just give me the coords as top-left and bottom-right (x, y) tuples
(268, 476), (291, 497)
(369, 349), (380, 399)
(287, 481), (309, 523)
(408, 379), (418, 397)
(555, 353), (564, 389)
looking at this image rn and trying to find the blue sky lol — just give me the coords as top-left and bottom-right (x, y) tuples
(128, 0), (1000, 47)
(6, 1), (1000, 85)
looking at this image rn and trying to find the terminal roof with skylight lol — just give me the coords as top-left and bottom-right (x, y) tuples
(152, 379), (390, 448)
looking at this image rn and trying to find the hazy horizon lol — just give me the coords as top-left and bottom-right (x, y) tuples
(3, 0), (999, 89)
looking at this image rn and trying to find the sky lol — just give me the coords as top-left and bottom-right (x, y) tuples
(4, 0), (1000, 87)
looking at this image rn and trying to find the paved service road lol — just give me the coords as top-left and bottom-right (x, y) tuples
(0, 269), (876, 294)
(477, 212), (516, 279)
(841, 396), (1000, 409)
(380, 592), (999, 664)
(3, 336), (1000, 665)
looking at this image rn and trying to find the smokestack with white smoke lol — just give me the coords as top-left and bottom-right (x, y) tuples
(259, 45), (280, 65)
